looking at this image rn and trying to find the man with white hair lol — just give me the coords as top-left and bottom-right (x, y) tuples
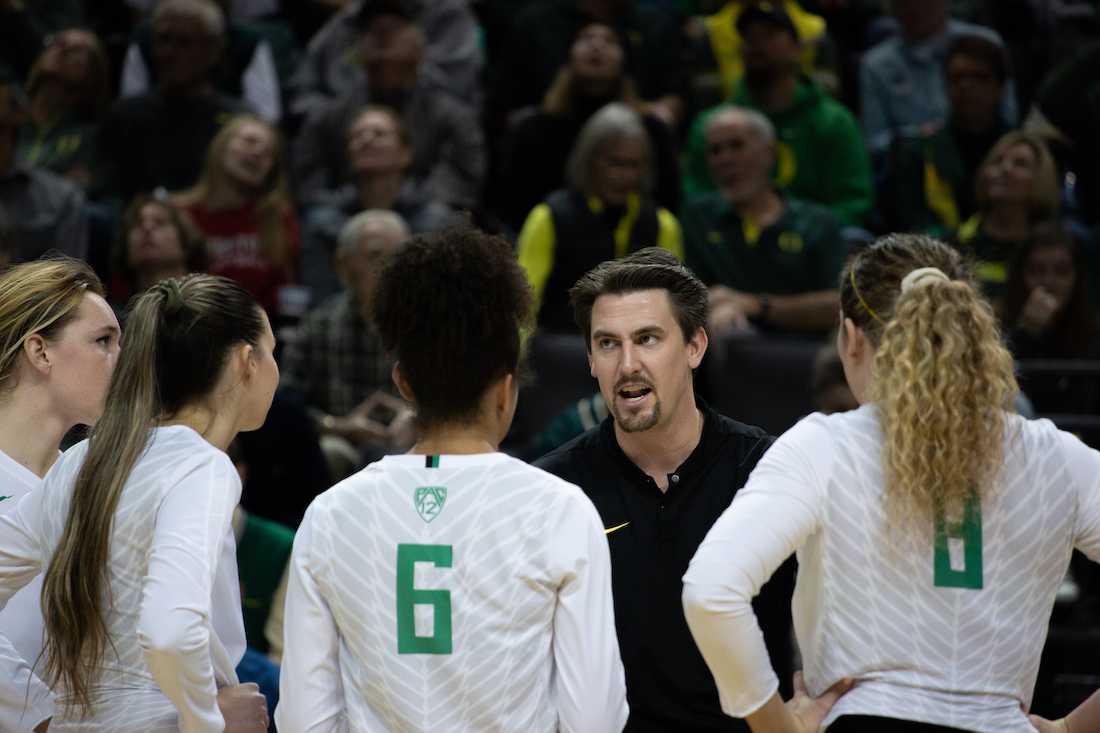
(681, 105), (845, 334)
(119, 0), (282, 122)
(280, 209), (413, 480)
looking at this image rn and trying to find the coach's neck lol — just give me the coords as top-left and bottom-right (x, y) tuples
(616, 399), (704, 492)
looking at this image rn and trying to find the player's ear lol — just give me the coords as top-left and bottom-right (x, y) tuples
(392, 362), (416, 403)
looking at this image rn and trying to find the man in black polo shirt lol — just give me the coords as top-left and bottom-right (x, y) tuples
(535, 247), (794, 732)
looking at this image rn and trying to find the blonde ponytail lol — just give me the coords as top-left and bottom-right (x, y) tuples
(871, 277), (1017, 524)
(841, 234), (1018, 527)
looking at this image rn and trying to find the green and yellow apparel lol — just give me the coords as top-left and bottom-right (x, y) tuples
(703, 1), (827, 100)
(233, 509), (295, 655)
(682, 191), (846, 296)
(682, 78), (872, 227)
(882, 122), (1008, 236)
(17, 109), (97, 183)
(517, 188), (683, 332)
(952, 214), (1025, 300)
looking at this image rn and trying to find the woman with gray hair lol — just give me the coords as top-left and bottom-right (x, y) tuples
(498, 20), (680, 230)
(516, 102), (683, 333)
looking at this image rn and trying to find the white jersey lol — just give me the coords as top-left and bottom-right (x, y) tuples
(276, 452), (628, 733)
(683, 406), (1100, 732)
(0, 449), (51, 731)
(0, 426), (247, 733)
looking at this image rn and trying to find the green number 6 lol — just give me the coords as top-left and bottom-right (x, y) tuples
(396, 544), (453, 654)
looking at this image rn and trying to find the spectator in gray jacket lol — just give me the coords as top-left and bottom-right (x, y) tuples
(286, 0), (482, 121)
(290, 2), (484, 210)
(300, 104), (456, 303)
(860, 0), (1016, 162)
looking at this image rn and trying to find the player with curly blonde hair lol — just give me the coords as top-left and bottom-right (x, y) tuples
(683, 233), (1100, 733)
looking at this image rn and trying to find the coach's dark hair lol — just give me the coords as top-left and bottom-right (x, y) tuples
(372, 227), (532, 429)
(41, 274), (265, 716)
(569, 247), (707, 349)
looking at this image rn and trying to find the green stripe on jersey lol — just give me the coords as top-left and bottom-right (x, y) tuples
(426, 455), (440, 468)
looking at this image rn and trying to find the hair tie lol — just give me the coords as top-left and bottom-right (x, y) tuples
(159, 278), (185, 313)
(850, 268), (883, 325)
(901, 267), (950, 293)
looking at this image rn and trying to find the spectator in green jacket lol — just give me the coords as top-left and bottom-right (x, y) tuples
(682, 2), (872, 227)
(682, 106), (846, 335)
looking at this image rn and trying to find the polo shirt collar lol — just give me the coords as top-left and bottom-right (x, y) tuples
(599, 396), (721, 491)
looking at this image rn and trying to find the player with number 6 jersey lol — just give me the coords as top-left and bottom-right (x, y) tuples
(276, 229), (628, 733)
(683, 234), (1100, 733)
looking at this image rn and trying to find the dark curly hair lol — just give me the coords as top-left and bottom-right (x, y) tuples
(372, 227), (533, 428)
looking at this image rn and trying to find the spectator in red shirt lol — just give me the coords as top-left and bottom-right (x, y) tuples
(173, 114), (299, 315)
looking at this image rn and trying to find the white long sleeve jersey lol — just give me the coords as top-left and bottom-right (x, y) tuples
(0, 449), (52, 731)
(683, 406), (1100, 733)
(275, 452), (628, 733)
(0, 426), (246, 733)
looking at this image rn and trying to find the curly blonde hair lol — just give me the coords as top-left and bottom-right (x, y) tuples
(842, 234), (1018, 526)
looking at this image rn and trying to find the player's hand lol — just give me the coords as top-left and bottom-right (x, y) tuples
(785, 671), (853, 733)
(33, 718), (49, 733)
(217, 682), (269, 733)
(1029, 715), (1069, 733)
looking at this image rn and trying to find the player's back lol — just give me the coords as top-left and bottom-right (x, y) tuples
(796, 407), (1100, 731)
(283, 452), (626, 733)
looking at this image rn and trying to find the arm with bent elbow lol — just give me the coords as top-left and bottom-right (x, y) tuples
(682, 420), (848, 732)
(139, 458), (260, 733)
(0, 493), (53, 732)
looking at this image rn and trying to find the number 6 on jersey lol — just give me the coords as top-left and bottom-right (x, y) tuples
(396, 543), (454, 654)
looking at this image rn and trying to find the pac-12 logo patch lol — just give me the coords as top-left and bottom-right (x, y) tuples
(414, 486), (447, 523)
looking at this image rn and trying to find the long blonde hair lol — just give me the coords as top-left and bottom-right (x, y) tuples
(0, 258), (104, 394)
(174, 115), (295, 270)
(40, 274), (265, 715)
(841, 234), (1018, 525)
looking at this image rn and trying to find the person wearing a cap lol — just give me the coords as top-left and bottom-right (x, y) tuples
(682, 2), (871, 228)
(699, 0), (829, 100)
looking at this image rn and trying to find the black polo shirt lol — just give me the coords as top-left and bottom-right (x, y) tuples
(535, 400), (795, 732)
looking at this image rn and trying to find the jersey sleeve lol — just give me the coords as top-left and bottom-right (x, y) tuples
(1061, 429), (1100, 563)
(547, 487), (628, 733)
(137, 452), (241, 733)
(682, 414), (831, 717)
(274, 500), (348, 733)
(0, 489), (53, 730)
